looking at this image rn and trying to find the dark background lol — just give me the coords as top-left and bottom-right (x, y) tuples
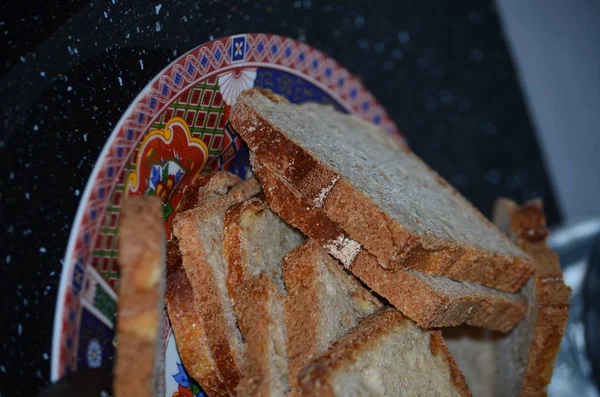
(0, 0), (559, 395)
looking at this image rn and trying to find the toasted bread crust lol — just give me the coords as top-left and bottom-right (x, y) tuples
(172, 177), (261, 395)
(166, 240), (228, 397)
(493, 199), (570, 396)
(298, 308), (472, 397)
(115, 196), (165, 397)
(231, 88), (532, 292)
(251, 156), (526, 331)
(234, 274), (288, 397)
(222, 196), (268, 303)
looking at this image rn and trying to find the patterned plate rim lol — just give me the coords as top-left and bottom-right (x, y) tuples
(50, 33), (403, 382)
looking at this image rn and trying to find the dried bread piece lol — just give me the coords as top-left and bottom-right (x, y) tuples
(172, 177), (261, 395)
(250, 155), (526, 332)
(299, 307), (473, 397)
(446, 199), (570, 396)
(230, 88), (533, 293)
(223, 197), (304, 396)
(115, 196), (165, 397)
(283, 240), (383, 396)
(166, 171), (242, 396)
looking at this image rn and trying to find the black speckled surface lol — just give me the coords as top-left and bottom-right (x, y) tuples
(0, 0), (559, 395)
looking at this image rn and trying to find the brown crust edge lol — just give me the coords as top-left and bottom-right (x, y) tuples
(230, 88), (532, 292)
(282, 240), (328, 397)
(493, 199), (571, 395)
(222, 195), (268, 304)
(252, 155), (526, 332)
(165, 240), (228, 397)
(234, 273), (288, 397)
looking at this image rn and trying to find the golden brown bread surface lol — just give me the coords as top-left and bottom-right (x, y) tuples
(230, 88), (533, 293)
(115, 196), (165, 397)
(299, 308), (473, 397)
(250, 155), (526, 332)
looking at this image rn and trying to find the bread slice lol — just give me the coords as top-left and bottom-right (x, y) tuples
(230, 88), (533, 293)
(172, 177), (261, 395)
(298, 307), (472, 397)
(166, 171), (242, 396)
(115, 196), (165, 397)
(445, 199), (570, 396)
(250, 154), (526, 331)
(222, 196), (304, 396)
(283, 239), (383, 396)
(166, 241), (227, 397)
(493, 199), (570, 396)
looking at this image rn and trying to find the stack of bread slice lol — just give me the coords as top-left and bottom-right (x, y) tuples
(116, 88), (570, 396)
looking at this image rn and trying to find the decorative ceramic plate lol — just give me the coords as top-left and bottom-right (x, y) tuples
(51, 33), (403, 396)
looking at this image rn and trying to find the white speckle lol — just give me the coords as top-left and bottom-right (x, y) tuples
(397, 31), (410, 45)
(103, 11), (108, 18)
(43, 353), (49, 360)
(324, 235), (362, 266)
(17, 324), (22, 335)
(75, 189), (80, 196)
(0, 365), (6, 373)
(136, 26), (140, 33)
(5, 255), (11, 264)
(40, 71), (45, 77)
(50, 271), (56, 276)
(67, 86), (72, 92)
(20, 56), (25, 63)
(40, 247), (47, 253)
(9, 171), (14, 180)
(118, 77), (123, 86)
(209, 35), (214, 40)
(155, 4), (162, 14)
(155, 21), (161, 32)
(33, 124), (39, 131)
(111, 0), (115, 3)
(139, 59), (144, 70)
(125, 32), (130, 39)
(23, 228), (32, 236)
(314, 175), (340, 207)
(83, 133), (88, 142)
(25, 192), (30, 200)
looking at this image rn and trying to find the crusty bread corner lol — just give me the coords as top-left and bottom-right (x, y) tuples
(176, 171), (242, 213)
(492, 198), (570, 396)
(298, 308), (472, 397)
(251, 154), (526, 332)
(230, 88), (533, 293)
(171, 177), (261, 395)
(115, 196), (165, 397)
